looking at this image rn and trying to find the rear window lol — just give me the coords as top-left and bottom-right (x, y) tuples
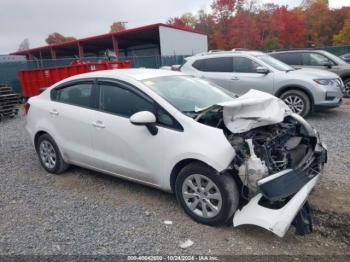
(53, 82), (93, 108)
(192, 57), (233, 72)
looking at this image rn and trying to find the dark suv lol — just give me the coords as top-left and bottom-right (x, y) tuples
(270, 49), (350, 97)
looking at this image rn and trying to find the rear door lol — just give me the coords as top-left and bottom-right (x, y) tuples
(49, 80), (96, 165)
(231, 56), (274, 95)
(270, 52), (302, 67)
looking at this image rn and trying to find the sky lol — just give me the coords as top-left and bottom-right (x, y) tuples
(0, 0), (349, 54)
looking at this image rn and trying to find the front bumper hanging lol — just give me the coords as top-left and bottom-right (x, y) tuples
(233, 142), (327, 237)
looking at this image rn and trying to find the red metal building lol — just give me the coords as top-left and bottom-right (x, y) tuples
(11, 23), (208, 60)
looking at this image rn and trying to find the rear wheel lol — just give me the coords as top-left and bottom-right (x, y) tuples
(175, 163), (239, 226)
(280, 90), (311, 117)
(36, 134), (69, 174)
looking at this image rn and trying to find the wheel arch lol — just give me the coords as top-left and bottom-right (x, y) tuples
(34, 130), (49, 150)
(339, 73), (350, 82)
(169, 159), (216, 193)
(275, 85), (314, 106)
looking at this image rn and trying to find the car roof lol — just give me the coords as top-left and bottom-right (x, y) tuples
(188, 50), (265, 60)
(270, 49), (327, 54)
(64, 68), (185, 81)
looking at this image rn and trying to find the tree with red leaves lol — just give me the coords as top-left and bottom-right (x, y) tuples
(46, 33), (76, 44)
(167, 13), (197, 30)
(269, 7), (306, 48)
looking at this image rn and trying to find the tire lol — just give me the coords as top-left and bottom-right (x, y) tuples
(36, 134), (69, 174)
(343, 78), (350, 98)
(280, 89), (311, 117)
(175, 163), (239, 226)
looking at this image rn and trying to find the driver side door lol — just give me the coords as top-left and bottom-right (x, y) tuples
(300, 52), (338, 73)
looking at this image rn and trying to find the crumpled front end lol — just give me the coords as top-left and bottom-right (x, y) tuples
(232, 130), (327, 237)
(196, 90), (327, 237)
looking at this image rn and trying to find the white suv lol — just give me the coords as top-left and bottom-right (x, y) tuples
(181, 51), (343, 117)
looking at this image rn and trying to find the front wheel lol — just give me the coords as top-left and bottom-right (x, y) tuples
(280, 90), (311, 117)
(175, 163), (239, 226)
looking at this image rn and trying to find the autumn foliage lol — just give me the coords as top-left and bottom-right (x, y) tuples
(167, 0), (350, 50)
(46, 33), (76, 44)
(110, 22), (126, 33)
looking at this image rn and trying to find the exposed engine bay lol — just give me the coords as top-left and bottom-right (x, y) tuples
(196, 107), (327, 236)
(192, 90), (327, 237)
(196, 108), (322, 198)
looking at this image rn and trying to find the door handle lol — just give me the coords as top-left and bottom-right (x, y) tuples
(49, 109), (59, 116)
(231, 77), (239, 80)
(92, 120), (105, 128)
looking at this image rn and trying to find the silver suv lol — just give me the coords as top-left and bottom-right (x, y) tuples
(270, 49), (350, 97)
(181, 51), (343, 116)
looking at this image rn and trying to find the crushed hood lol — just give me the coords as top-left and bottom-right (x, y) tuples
(197, 89), (292, 133)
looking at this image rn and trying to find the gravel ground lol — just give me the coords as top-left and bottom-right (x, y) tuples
(0, 101), (349, 255)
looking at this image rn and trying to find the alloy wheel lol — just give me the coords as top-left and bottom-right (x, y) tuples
(182, 174), (222, 218)
(283, 95), (305, 114)
(39, 140), (57, 169)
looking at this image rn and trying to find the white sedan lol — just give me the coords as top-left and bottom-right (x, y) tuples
(25, 69), (327, 237)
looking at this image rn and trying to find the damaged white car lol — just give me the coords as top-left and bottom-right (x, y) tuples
(25, 69), (327, 237)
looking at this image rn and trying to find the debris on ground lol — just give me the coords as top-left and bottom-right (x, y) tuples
(180, 239), (194, 249)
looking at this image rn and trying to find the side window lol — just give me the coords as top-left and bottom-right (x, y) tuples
(98, 81), (181, 130)
(233, 57), (260, 73)
(55, 82), (93, 108)
(273, 53), (301, 65)
(156, 107), (175, 127)
(99, 82), (154, 117)
(193, 57), (233, 72)
(192, 59), (206, 71)
(301, 53), (334, 66)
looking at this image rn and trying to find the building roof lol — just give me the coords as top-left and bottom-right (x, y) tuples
(10, 23), (206, 58)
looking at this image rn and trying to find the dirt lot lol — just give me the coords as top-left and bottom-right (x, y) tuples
(0, 101), (349, 255)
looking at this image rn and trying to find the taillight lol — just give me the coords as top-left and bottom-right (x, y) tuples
(24, 103), (30, 115)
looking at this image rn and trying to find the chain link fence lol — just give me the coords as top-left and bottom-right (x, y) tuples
(1, 45), (350, 96)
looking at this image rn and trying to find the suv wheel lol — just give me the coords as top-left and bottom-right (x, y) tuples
(280, 90), (311, 117)
(36, 134), (69, 174)
(343, 78), (350, 97)
(175, 163), (239, 226)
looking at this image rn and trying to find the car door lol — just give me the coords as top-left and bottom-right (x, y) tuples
(300, 52), (338, 73)
(49, 80), (96, 165)
(231, 56), (274, 95)
(90, 79), (183, 186)
(192, 56), (234, 90)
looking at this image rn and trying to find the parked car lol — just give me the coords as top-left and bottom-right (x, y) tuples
(340, 53), (350, 64)
(181, 51), (343, 117)
(270, 49), (350, 97)
(26, 69), (327, 237)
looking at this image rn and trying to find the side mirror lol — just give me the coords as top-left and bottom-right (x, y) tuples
(130, 111), (158, 136)
(322, 61), (333, 68)
(256, 66), (270, 74)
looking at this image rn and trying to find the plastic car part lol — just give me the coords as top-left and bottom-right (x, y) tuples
(233, 175), (320, 237)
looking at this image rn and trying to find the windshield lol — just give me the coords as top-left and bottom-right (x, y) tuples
(259, 55), (295, 71)
(142, 75), (233, 115)
(321, 50), (347, 65)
